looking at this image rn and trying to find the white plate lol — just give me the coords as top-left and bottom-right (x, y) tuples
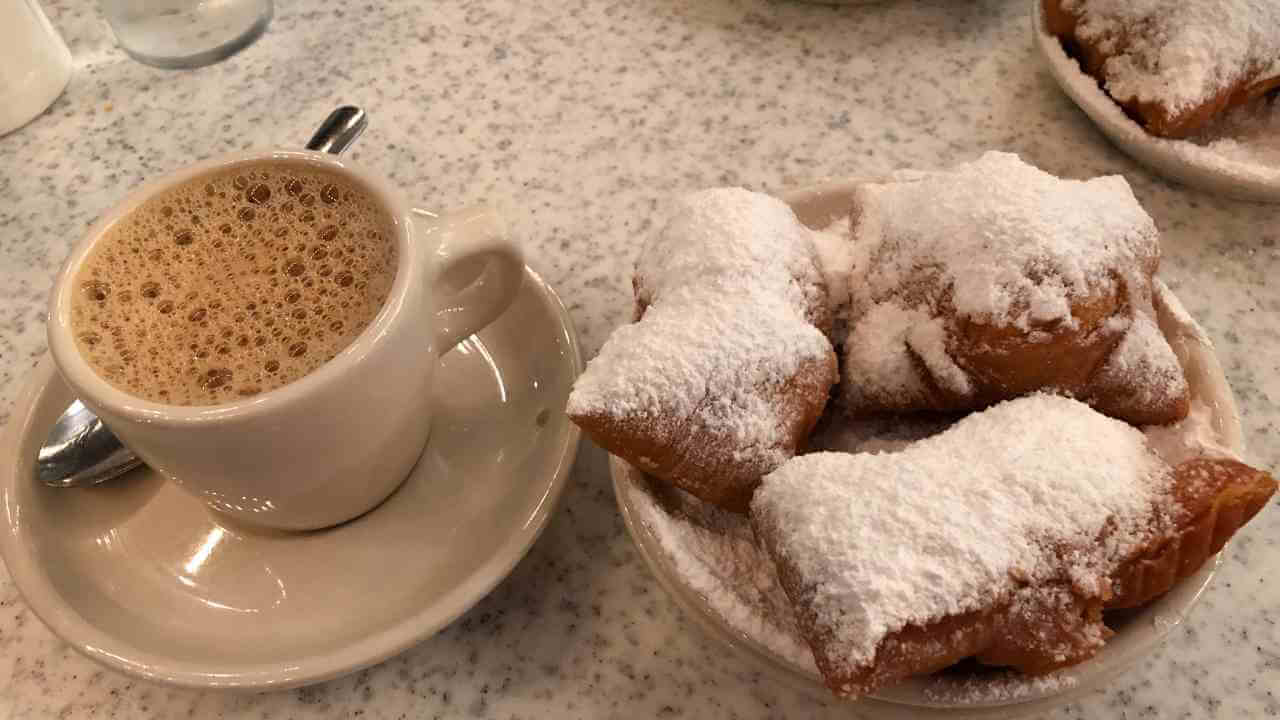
(0, 266), (582, 690)
(611, 180), (1243, 713)
(1032, 0), (1280, 204)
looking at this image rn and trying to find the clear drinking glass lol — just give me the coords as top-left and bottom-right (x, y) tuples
(100, 0), (273, 69)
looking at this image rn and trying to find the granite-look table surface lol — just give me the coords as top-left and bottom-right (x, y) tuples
(2, 0), (1276, 717)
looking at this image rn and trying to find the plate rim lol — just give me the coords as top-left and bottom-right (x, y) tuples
(1031, 0), (1280, 204)
(0, 264), (583, 691)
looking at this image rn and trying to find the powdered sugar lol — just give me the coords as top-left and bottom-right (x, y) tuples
(923, 668), (1079, 704)
(627, 475), (819, 672)
(1062, 0), (1280, 116)
(1196, 95), (1280, 168)
(908, 317), (972, 396)
(1093, 309), (1189, 412)
(633, 187), (827, 325)
(567, 188), (831, 463)
(840, 301), (974, 403)
(751, 394), (1169, 673)
(811, 216), (855, 318)
(569, 282), (829, 461)
(846, 152), (1157, 329)
(842, 303), (932, 409)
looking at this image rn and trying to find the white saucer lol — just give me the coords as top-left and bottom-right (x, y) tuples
(0, 266), (582, 690)
(1032, 0), (1280, 204)
(612, 180), (1244, 713)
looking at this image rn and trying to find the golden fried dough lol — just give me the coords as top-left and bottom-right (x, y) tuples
(1108, 457), (1276, 609)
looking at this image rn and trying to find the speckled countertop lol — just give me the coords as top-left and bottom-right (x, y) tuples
(2, 0), (1277, 717)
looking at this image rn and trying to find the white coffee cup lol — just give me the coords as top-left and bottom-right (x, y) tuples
(46, 150), (524, 531)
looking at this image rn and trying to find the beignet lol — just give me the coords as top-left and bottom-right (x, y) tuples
(751, 394), (1275, 698)
(834, 152), (1189, 425)
(568, 189), (837, 512)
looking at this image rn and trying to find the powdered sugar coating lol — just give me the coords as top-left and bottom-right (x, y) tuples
(845, 152), (1158, 329)
(634, 187), (828, 327)
(923, 668), (1079, 704)
(751, 394), (1169, 674)
(567, 188), (831, 470)
(1196, 95), (1280, 169)
(842, 303), (932, 408)
(1063, 0), (1280, 115)
(810, 216), (855, 318)
(1093, 309), (1189, 413)
(572, 283), (830, 464)
(908, 316), (972, 395)
(627, 476), (819, 672)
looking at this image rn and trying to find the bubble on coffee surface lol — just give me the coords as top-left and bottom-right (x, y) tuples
(70, 162), (398, 406)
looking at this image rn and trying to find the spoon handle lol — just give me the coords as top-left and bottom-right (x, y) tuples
(305, 106), (367, 156)
(37, 401), (142, 488)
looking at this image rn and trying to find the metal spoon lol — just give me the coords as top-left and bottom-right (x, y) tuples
(36, 106), (368, 489)
(303, 106), (367, 154)
(37, 400), (141, 488)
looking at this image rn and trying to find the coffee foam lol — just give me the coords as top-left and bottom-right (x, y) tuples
(70, 162), (399, 406)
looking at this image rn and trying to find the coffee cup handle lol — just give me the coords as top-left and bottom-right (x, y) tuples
(416, 207), (524, 354)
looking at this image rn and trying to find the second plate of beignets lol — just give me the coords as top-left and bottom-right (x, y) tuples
(750, 393), (1275, 699)
(838, 151), (1189, 425)
(1042, 0), (1280, 139)
(567, 189), (837, 512)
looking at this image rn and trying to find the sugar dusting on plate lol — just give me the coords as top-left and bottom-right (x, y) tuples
(923, 668), (1080, 704)
(628, 474), (819, 673)
(1195, 96), (1280, 170)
